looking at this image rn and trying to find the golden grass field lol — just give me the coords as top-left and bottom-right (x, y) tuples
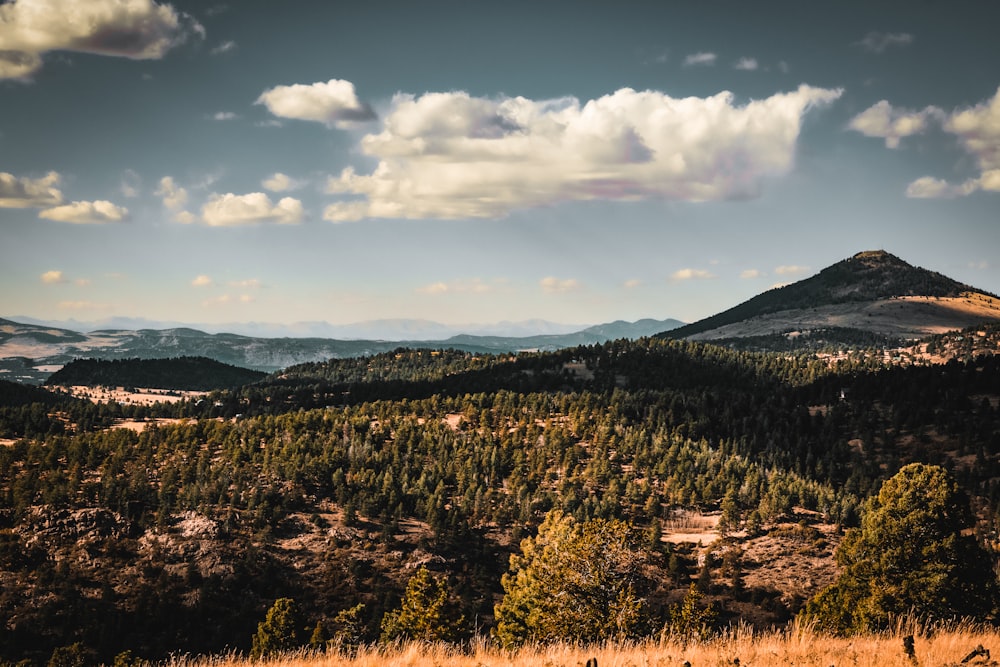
(160, 624), (1000, 667)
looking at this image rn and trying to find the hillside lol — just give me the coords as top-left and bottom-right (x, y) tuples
(666, 250), (1000, 344)
(44, 356), (267, 391)
(2, 332), (999, 664)
(0, 317), (683, 384)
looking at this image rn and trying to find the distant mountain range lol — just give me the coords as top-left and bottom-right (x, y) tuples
(5, 250), (1000, 385)
(5, 316), (598, 340)
(0, 316), (685, 384)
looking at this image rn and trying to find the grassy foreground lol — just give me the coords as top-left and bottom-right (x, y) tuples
(162, 625), (1000, 667)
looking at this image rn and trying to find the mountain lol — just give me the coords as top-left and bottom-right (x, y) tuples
(665, 250), (1000, 344)
(0, 316), (684, 384)
(7, 316), (592, 340)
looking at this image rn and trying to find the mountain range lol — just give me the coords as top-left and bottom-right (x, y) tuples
(4, 250), (1000, 385)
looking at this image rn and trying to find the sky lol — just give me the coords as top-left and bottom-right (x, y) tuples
(1, 0), (999, 333)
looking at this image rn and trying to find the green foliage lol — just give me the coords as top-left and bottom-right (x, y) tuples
(494, 510), (646, 648)
(802, 464), (999, 633)
(380, 567), (465, 643)
(331, 603), (368, 649)
(666, 584), (717, 645)
(250, 598), (302, 659)
(46, 643), (91, 667)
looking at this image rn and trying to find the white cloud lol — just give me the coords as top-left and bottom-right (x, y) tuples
(0, 0), (201, 80)
(191, 275), (212, 287)
(40, 270), (64, 284)
(201, 192), (304, 226)
(740, 269), (764, 279)
(156, 176), (188, 210)
(75, 278), (90, 286)
(540, 277), (580, 293)
(848, 100), (943, 148)
(670, 268), (716, 282)
(324, 85), (842, 220)
(209, 40), (236, 55)
(213, 111), (237, 121)
(58, 300), (108, 311)
(903, 88), (1000, 198)
(261, 172), (301, 192)
(38, 200), (128, 223)
(734, 57), (758, 71)
(683, 52), (717, 66)
(0, 171), (62, 208)
(623, 279), (642, 289)
(120, 169), (141, 198)
(229, 278), (261, 288)
(944, 87), (1000, 173)
(774, 264), (809, 276)
(256, 78), (377, 128)
(857, 31), (914, 54)
(416, 278), (495, 295)
(173, 210), (195, 224)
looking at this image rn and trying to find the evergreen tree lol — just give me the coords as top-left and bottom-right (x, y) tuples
(379, 567), (465, 642)
(251, 598), (302, 659)
(802, 463), (999, 633)
(494, 510), (646, 648)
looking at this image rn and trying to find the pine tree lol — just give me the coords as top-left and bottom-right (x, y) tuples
(379, 567), (465, 642)
(251, 598), (302, 659)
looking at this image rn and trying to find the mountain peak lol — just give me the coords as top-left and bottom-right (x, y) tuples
(665, 250), (997, 341)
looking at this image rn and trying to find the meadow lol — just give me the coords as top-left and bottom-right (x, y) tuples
(163, 624), (1000, 667)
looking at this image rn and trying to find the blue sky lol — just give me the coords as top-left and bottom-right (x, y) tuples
(1, 0), (998, 331)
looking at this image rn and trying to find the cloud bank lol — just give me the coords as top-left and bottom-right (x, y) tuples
(321, 84), (843, 221)
(0, 0), (200, 80)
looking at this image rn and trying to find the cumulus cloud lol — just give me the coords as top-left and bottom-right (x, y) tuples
(191, 275), (212, 287)
(740, 269), (764, 279)
(899, 88), (1000, 198)
(683, 52), (717, 66)
(323, 84), (842, 220)
(0, 171), (62, 208)
(40, 270), (65, 284)
(848, 100), (943, 148)
(0, 0), (201, 80)
(734, 57), (758, 71)
(256, 79), (377, 128)
(39, 200), (128, 223)
(856, 31), (914, 54)
(213, 111), (237, 121)
(670, 268), (717, 282)
(540, 277), (580, 293)
(624, 279), (642, 289)
(261, 172), (301, 192)
(156, 176), (188, 210)
(201, 192), (304, 226)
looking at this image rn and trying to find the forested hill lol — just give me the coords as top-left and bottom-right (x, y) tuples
(1, 332), (999, 664)
(44, 356), (266, 391)
(665, 250), (988, 340)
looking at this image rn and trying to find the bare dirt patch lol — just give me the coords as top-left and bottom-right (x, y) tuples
(51, 385), (206, 406)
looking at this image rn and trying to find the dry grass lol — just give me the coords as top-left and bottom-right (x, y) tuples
(160, 624), (1000, 667)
